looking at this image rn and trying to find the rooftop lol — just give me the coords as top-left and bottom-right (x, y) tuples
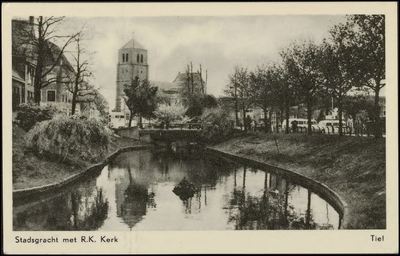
(121, 38), (146, 50)
(150, 80), (179, 92)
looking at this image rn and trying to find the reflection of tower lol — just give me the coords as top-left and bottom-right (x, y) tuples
(115, 36), (149, 111)
(115, 165), (149, 230)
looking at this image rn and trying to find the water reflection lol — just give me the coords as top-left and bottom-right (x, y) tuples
(13, 180), (108, 231)
(13, 148), (339, 231)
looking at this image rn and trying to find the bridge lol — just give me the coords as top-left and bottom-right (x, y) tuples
(114, 126), (204, 146)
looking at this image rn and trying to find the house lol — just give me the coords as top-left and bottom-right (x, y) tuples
(12, 16), (79, 115)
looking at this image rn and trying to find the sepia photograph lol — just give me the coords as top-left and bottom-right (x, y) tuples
(2, 2), (398, 254)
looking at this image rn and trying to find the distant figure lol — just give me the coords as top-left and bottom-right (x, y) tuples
(347, 116), (354, 134)
(245, 115), (252, 131)
(250, 118), (255, 131)
(253, 119), (257, 131)
(291, 120), (298, 133)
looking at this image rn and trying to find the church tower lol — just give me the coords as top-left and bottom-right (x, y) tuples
(115, 37), (149, 111)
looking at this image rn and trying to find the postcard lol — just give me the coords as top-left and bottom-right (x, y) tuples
(2, 2), (398, 254)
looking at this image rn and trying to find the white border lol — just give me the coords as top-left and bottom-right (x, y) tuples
(2, 2), (398, 254)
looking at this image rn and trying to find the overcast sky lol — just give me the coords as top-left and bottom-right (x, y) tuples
(57, 15), (348, 109)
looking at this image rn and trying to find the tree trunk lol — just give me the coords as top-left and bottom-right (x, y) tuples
(242, 103), (246, 131)
(307, 97), (312, 135)
(33, 17), (44, 104)
(235, 90), (239, 126)
(373, 86), (381, 138)
(71, 74), (80, 115)
(269, 108), (273, 133)
(264, 107), (268, 133)
(285, 103), (290, 134)
(338, 96), (343, 136)
(71, 89), (78, 115)
(276, 110), (280, 133)
(128, 112), (133, 127)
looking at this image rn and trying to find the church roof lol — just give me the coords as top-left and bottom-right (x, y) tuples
(173, 72), (204, 84)
(150, 80), (179, 92)
(121, 38), (146, 50)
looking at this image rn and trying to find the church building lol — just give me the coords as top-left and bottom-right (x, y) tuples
(115, 37), (149, 112)
(111, 36), (201, 128)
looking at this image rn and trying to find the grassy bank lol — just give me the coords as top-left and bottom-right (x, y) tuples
(211, 132), (385, 229)
(12, 124), (149, 190)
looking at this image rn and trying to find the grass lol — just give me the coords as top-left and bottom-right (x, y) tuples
(212, 132), (386, 229)
(12, 123), (148, 190)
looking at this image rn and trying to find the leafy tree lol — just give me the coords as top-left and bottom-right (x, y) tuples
(342, 94), (375, 120)
(249, 65), (275, 133)
(318, 40), (353, 136)
(154, 103), (187, 129)
(185, 94), (218, 118)
(331, 15), (385, 137)
(200, 106), (234, 143)
(273, 63), (297, 134)
(280, 40), (324, 135)
(225, 66), (253, 131)
(123, 77), (158, 127)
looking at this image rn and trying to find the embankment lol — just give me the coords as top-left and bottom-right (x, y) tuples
(12, 123), (151, 191)
(210, 133), (385, 229)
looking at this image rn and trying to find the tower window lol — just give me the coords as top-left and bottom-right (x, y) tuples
(137, 54), (139, 63)
(122, 54), (125, 62)
(126, 53), (128, 62)
(141, 54), (143, 63)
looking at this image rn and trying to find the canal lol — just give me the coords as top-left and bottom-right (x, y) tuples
(13, 148), (340, 231)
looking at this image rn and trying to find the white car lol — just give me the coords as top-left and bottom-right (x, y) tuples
(318, 120), (347, 133)
(282, 118), (322, 132)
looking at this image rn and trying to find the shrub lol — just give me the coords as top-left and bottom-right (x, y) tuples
(154, 103), (187, 128)
(15, 104), (59, 131)
(25, 115), (111, 163)
(200, 106), (234, 144)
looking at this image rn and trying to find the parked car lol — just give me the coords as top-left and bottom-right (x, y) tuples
(282, 118), (322, 132)
(318, 120), (347, 133)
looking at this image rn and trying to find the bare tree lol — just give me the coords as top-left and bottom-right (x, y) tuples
(13, 16), (77, 104)
(63, 28), (96, 115)
(178, 62), (206, 107)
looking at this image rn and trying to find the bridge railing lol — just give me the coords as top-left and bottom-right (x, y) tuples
(145, 123), (203, 130)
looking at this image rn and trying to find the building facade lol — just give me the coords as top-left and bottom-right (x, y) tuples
(12, 17), (79, 115)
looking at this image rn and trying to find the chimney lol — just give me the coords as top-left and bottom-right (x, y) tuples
(29, 16), (34, 25)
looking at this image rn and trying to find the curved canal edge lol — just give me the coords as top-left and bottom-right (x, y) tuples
(13, 145), (154, 203)
(206, 147), (350, 230)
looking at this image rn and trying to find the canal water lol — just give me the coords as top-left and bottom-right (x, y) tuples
(13, 148), (340, 231)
